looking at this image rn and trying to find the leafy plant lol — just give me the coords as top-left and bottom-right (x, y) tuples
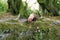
(0, 2), (7, 13)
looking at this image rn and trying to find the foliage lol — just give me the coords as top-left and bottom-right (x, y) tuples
(7, 0), (23, 15)
(37, 0), (60, 16)
(0, 0), (60, 40)
(0, 0), (60, 17)
(0, 19), (57, 40)
(0, 1), (7, 13)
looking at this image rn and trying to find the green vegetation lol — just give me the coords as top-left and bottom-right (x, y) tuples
(37, 0), (60, 16)
(0, 19), (57, 40)
(0, 0), (60, 40)
(0, 0), (7, 13)
(0, 0), (60, 17)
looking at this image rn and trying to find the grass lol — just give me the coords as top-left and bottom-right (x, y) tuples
(0, 2), (7, 12)
(0, 18), (58, 40)
(0, 11), (59, 40)
(0, 0), (60, 40)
